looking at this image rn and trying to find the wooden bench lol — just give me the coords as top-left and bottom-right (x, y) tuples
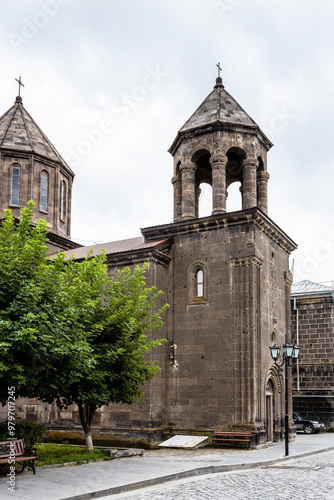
(0, 439), (38, 474)
(212, 431), (252, 449)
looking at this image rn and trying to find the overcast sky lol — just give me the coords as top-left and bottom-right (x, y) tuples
(1, 0), (334, 284)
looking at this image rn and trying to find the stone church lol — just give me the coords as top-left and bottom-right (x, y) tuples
(0, 75), (299, 445)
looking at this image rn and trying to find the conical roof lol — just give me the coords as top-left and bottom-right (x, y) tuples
(179, 81), (257, 133)
(0, 95), (73, 173)
(169, 78), (272, 155)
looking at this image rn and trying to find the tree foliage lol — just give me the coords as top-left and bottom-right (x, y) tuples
(0, 203), (168, 450)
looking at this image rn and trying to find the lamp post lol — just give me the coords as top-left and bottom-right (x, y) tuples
(269, 342), (300, 456)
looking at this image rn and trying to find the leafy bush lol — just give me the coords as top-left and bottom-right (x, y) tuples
(0, 420), (46, 447)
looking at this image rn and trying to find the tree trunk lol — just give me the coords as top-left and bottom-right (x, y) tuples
(78, 402), (96, 452)
(85, 430), (94, 453)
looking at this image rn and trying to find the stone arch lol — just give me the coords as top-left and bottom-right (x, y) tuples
(266, 365), (283, 441)
(191, 149), (212, 218)
(271, 327), (278, 345)
(226, 147), (246, 189)
(226, 147), (246, 211)
(188, 261), (208, 303)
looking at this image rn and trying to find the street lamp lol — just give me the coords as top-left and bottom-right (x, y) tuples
(269, 342), (300, 456)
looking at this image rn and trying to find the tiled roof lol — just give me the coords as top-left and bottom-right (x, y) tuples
(291, 279), (334, 295)
(179, 83), (257, 133)
(49, 236), (171, 260)
(0, 96), (72, 172)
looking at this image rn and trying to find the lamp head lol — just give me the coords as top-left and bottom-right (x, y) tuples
(269, 344), (280, 360)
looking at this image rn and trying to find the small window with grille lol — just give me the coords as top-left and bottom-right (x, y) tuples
(40, 171), (48, 212)
(60, 180), (66, 221)
(11, 164), (20, 205)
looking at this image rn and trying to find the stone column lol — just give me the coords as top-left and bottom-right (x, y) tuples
(242, 158), (257, 210)
(195, 184), (201, 218)
(210, 154), (227, 214)
(180, 162), (196, 220)
(172, 175), (182, 222)
(257, 171), (270, 214)
(231, 255), (262, 424)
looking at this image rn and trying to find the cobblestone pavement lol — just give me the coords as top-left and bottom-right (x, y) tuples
(113, 450), (334, 500)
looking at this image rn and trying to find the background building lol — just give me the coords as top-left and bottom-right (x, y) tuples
(291, 280), (334, 428)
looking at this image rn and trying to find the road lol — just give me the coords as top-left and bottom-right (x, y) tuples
(111, 449), (334, 500)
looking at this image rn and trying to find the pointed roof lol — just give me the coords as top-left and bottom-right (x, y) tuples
(169, 78), (272, 155)
(179, 81), (256, 133)
(0, 95), (73, 174)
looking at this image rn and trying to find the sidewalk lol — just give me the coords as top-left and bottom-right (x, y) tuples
(1, 433), (334, 500)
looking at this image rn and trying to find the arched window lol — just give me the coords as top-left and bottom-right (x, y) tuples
(188, 262), (207, 303)
(60, 180), (66, 221)
(196, 269), (204, 298)
(11, 164), (20, 205)
(40, 171), (48, 212)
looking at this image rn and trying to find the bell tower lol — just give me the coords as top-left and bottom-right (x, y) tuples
(169, 74), (271, 220)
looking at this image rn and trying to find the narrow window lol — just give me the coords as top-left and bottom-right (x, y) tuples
(40, 171), (48, 211)
(11, 165), (20, 205)
(196, 269), (204, 298)
(60, 180), (66, 221)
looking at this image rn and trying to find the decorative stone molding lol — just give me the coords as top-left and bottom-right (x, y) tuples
(230, 256), (263, 268)
(210, 154), (228, 168)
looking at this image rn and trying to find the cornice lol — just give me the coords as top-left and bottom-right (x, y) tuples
(142, 208), (297, 254)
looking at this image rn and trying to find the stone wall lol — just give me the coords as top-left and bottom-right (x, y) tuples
(291, 295), (334, 427)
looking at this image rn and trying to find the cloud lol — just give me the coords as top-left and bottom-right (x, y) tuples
(1, 0), (334, 282)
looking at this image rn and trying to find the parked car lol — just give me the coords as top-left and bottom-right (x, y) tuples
(293, 411), (325, 434)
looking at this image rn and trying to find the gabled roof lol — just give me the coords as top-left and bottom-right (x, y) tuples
(291, 279), (334, 296)
(0, 96), (73, 174)
(48, 236), (172, 261)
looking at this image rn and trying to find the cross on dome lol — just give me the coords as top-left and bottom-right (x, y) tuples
(15, 76), (25, 97)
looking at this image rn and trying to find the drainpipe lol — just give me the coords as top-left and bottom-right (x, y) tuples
(293, 298), (300, 391)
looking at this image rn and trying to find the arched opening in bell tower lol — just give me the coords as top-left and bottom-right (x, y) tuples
(226, 148), (245, 212)
(193, 150), (212, 218)
(226, 181), (242, 212)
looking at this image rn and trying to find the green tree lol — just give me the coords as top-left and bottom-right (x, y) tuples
(0, 203), (167, 451)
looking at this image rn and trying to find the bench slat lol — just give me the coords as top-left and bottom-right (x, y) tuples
(0, 439), (38, 474)
(212, 431), (252, 449)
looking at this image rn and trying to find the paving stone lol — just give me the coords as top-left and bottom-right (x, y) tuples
(123, 449), (334, 500)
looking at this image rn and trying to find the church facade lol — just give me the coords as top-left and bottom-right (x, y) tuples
(0, 76), (299, 446)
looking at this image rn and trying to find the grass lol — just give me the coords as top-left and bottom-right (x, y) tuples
(36, 443), (110, 466)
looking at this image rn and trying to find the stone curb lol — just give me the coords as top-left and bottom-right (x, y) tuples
(57, 445), (334, 500)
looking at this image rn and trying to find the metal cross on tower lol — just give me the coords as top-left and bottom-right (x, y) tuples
(15, 76), (25, 96)
(216, 62), (222, 78)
